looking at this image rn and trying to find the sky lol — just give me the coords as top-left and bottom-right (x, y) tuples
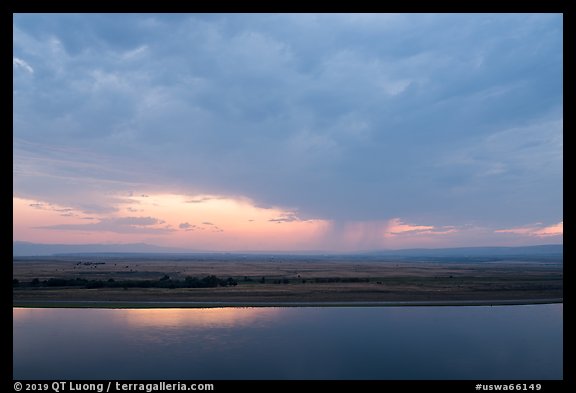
(13, 13), (563, 252)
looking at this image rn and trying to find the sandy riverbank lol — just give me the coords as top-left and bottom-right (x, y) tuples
(12, 297), (563, 309)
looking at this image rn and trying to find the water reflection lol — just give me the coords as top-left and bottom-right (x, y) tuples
(118, 307), (281, 328)
(13, 305), (563, 380)
(13, 307), (281, 328)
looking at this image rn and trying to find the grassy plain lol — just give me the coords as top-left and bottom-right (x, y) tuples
(12, 255), (563, 307)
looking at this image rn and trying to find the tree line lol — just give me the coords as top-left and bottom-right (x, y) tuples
(12, 275), (238, 289)
(13, 275), (372, 289)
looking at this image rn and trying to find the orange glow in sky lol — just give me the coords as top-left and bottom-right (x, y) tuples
(495, 221), (564, 237)
(13, 194), (563, 252)
(13, 194), (331, 251)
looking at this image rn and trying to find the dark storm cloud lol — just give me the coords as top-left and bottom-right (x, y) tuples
(37, 216), (171, 234)
(13, 13), (562, 229)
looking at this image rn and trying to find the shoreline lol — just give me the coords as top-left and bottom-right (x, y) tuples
(12, 297), (563, 309)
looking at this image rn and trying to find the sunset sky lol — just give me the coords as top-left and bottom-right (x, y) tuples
(13, 13), (563, 252)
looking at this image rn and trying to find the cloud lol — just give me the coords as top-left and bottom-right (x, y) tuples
(175, 221), (224, 233)
(13, 57), (34, 73)
(114, 216), (164, 226)
(386, 218), (434, 235)
(185, 196), (226, 204)
(13, 14), (562, 246)
(179, 222), (196, 231)
(37, 216), (172, 234)
(382, 218), (458, 239)
(121, 45), (148, 60)
(534, 222), (563, 237)
(269, 214), (302, 223)
(197, 221), (225, 232)
(495, 221), (563, 238)
(26, 201), (82, 217)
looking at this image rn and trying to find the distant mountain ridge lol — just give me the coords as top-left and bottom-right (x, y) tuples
(364, 244), (563, 257)
(12, 241), (195, 256)
(13, 241), (562, 257)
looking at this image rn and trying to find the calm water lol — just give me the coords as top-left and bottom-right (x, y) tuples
(13, 304), (562, 380)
